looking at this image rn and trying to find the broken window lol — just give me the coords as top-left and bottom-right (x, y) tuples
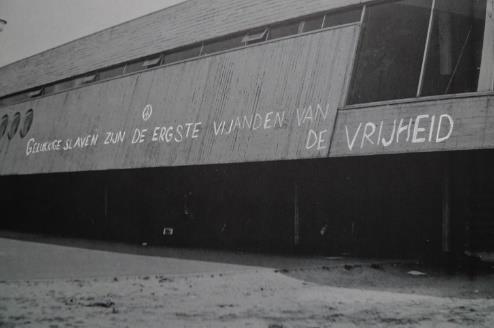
(421, 0), (486, 96)
(348, 0), (433, 104)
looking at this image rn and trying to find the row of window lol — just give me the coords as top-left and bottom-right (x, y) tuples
(348, 0), (487, 104)
(0, 7), (362, 107)
(0, 109), (33, 145)
(1, 0), (487, 108)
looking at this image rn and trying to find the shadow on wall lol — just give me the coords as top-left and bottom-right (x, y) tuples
(2, 150), (487, 260)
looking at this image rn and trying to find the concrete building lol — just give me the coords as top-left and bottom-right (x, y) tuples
(1, 0), (493, 259)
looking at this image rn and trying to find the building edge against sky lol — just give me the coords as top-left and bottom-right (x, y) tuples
(0, 0), (494, 260)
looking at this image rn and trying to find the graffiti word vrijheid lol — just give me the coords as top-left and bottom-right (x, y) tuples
(345, 114), (454, 151)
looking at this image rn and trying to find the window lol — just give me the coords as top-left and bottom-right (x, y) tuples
(51, 79), (75, 93)
(99, 65), (125, 80)
(242, 28), (268, 44)
(20, 109), (34, 138)
(143, 56), (162, 68)
(348, 0), (433, 104)
(324, 7), (363, 28)
(164, 45), (201, 64)
(28, 89), (43, 98)
(125, 55), (162, 74)
(8, 112), (20, 140)
(301, 15), (325, 32)
(43, 85), (55, 95)
(202, 34), (244, 55)
(125, 60), (147, 74)
(0, 93), (29, 106)
(79, 74), (97, 84)
(269, 21), (301, 40)
(0, 115), (8, 140)
(421, 0), (486, 96)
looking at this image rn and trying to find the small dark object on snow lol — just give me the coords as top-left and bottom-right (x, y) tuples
(87, 300), (115, 308)
(268, 324), (284, 328)
(159, 277), (173, 283)
(371, 263), (383, 270)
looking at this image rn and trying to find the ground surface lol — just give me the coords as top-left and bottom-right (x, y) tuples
(1, 233), (494, 328)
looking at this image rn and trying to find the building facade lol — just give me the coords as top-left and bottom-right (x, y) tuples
(1, 0), (493, 259)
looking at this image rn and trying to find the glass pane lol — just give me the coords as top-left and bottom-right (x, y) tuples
(28, 89), (43, 98)
(53, 79), (75, 92)
(43, 85), (56, 95)
(20, 109), (34, 138)
(8, 112), (20, 140)
(124, 60), (146, 74)
(324, 7), (362, 28)
(242, 29), (268, 44)
(302, 16), (324, 32)
(269, 22), (300, 40)
(164, 46), (201, 64)
(99, 66), (125, 80)
(0, 115), (8, 139)
(2, 93), (29, 105)
(202, 35), (244, 55)
(348, 0), (432, 104)
(421, 0), (486, 96)
(143, 56), (161, 68)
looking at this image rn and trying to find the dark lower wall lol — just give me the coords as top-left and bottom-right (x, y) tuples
(3, 150), (488, 258)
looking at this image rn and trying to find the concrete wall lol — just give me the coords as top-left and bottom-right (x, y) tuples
(0, 26), (359, 175)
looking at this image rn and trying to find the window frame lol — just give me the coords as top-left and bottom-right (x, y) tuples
(346, 0), (491, 107)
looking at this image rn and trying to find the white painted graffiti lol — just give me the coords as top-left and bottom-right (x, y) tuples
(213, 111), (285, 136)
(345, 114), (455, 151)
(296, 104), (331, 127)
(142, 104), (153, 121)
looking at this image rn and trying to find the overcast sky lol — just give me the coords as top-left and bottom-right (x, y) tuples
(0, 0), (187, 68)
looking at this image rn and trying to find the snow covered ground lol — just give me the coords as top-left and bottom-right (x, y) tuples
(1, 235), (493, 327)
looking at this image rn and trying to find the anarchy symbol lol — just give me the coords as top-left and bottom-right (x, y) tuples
(142, 104), (153, 121)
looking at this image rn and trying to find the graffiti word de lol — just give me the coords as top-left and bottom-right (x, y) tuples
(151, 122), (202, 143)
(142, 104), (153, 121)
(345, 114), (454, 151)
(213, 111), (285, 136)
(306, 129), (328, 150)
(132, 129), (148, 144)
